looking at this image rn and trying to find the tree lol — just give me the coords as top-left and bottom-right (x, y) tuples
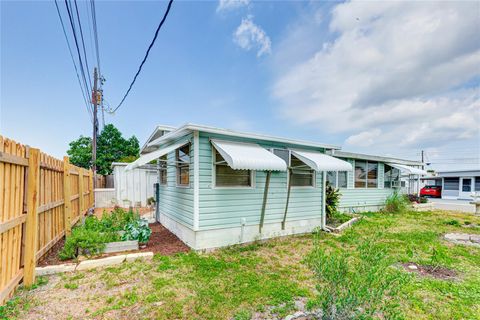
(67, 136), (92, 169)
(66, 124), (140, 175)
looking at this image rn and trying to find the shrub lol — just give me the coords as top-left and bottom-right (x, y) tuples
(308, 235), (408, 319)
(100, 207), (138, 231)
(326, 181), (341, 220)
(59, 227), (119, 260)
(384, 191), (409, 214)
(444, 219), (461, 227)
(122, 219), (152, 244)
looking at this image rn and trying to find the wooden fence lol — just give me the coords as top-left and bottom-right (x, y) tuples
(0, 136), (94, 304)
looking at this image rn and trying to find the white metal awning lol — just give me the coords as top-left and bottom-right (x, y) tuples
(211, 139), (287, 171)
(290, 150), (353, 171)
(125, 139), (189, 171)
(387, 163), (428, 176)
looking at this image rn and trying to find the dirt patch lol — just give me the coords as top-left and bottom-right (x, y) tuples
(401, 262), (457, 280)
(38, 223), (190, 267)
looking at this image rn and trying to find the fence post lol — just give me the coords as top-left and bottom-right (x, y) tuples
(63, 156), (72, 236)
(24, 148), (40, 287)
(89, 169), (94, 208)
(78, 168), (84, 216)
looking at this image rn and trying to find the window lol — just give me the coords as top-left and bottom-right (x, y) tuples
(354, 160), (378, 188)
(159, 155), (167, 185)
(327, 171), (348, 188)
(176, 144), (190, 186)
(384, 165), (400, 188)
(354, 161), (367, 188)
(327, 171), (337, 188)
(290, 155), (315, 187)
(367, 162), (378, 188)
(444, 177), (459, 191)
(338, 171), (348, 188)
(476, 177), (480, 192)
(214, 149), (252, 187)
(462, 178), (472, 192)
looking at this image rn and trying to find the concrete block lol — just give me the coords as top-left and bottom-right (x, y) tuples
(125, 252), (154, 262)
(76, 255), (126, 271)
(35, 264), (76, 276)
(104, 240), (138, 254)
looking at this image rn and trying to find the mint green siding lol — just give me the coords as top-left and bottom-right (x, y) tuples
(198, 132), (324, 230)
(158, 133), (194, 228)
(338, 159), (394, 211)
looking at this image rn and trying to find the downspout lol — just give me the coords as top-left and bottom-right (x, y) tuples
(322, 170), (327, 231)
(281, 169), (292, 230)
(193, 131), (200, 231)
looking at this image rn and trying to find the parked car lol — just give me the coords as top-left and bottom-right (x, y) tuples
(420, 185), (442, 198)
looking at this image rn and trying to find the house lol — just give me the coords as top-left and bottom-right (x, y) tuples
(126, 124), (425, 250)
(423, 169), (480, 200)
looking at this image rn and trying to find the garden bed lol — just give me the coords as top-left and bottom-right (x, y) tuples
(38, 223), (189, 267)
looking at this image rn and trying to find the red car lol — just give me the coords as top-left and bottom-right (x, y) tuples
(420, 185), (442, 198)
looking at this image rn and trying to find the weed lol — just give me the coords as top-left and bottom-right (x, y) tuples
(383, 191), (409, 214)
(64, 282), (79, 290)
(233, 308), (252, 320)
(444, 219), (461, 227)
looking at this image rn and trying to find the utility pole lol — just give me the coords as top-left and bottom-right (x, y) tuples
(92, 67), (99, 188)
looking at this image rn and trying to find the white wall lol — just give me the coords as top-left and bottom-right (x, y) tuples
(112, 163), (157, 207)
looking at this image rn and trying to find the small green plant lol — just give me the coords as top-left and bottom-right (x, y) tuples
(308, 234), (408, 319)
(383, 191), (409, 214)
(64, 282), (79, 290)
(325, 181), (341, 220)
(59, 227), (119, 260)
(419, 196), (428, 203)
(122, 219), (152, 244)
(444, 219), (461, 227)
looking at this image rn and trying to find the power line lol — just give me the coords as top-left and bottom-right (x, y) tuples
(90, 0), (101, 77)
(54, 0), (93, 121)
(73, 0), (92, 88)
(111, 0), (174, 113)
(64, 0), (92, 99)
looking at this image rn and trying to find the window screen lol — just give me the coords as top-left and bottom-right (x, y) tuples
(476, 177), (480, 192)
(290, 155), (314, 187)
(176, 144), (190, 186)
(338, 171), (348, 188)
(367, 162), (378, 188)
(354, 161), (367, 188)
(214, 150), (251, 187)
(444, 177), (459, 191)
(327, 171), (337, 188)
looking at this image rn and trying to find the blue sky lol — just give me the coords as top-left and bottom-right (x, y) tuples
(1, 1), (479, 170)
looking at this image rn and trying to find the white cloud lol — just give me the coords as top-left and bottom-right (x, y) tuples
(233, 15), (271, 57)
(217, 0), (249, 13)
(272, 1), (480, 150)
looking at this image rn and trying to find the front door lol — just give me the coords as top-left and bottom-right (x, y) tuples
(459, 177), (473, 199)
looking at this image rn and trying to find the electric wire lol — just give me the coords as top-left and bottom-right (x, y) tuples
(54, 0), (93, 121)
(73, 0), (92, 88)
(111, 0), (174, 113)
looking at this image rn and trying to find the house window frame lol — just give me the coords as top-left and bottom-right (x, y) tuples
(176, 143), (191, 188)
(211, 147), (255, 189)
(159, 154), (167, 185)
(354, 160), (379, 189)
(290, 154), (316, 188)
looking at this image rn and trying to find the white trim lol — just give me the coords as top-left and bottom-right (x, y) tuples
(147, 123), (340, 150)
(193, 131), (200, 231)
(322, 171), (326, 230)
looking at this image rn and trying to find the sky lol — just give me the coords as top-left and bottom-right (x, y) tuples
(1, 0), (479, 171)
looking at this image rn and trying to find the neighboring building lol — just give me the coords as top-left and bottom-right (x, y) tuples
(126, 124), (425, 250)
(426, 170), (480, 200)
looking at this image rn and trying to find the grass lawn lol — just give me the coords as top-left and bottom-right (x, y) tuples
(2, 209), (479, 320)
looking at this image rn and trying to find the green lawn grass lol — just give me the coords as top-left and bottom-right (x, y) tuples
(2, 210), (480, 320)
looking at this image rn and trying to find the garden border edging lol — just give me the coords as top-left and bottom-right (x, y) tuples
(35, 252), (153, 276)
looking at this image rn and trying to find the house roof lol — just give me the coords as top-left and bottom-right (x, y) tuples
(332, 150), (424, 166)
(436, 169), (480, 177)
(142, 123), (341, 153)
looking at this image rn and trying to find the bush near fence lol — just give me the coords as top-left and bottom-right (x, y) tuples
(0, 135), (94, 304)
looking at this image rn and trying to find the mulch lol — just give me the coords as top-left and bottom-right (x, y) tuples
(401, 262), (458, 280)
(37, 222), (190, 267)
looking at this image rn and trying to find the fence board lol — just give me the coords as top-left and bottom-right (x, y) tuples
(0, 135), (94, 304)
